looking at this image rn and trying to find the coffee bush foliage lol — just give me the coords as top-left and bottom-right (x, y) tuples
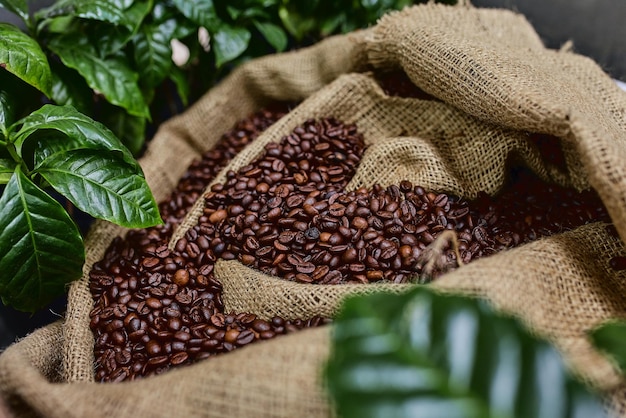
(1, 0), (455, 155)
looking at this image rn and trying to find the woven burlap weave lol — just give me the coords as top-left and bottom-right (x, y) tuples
(2, 3), (626, 417)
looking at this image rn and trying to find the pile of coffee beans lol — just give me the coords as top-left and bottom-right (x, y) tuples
(90, 105), (332, 383)
(90, 99), (612, 383)
(152, 103), (293, 240)
(196, 114), (460, 283)
(189, 118), (610, 284)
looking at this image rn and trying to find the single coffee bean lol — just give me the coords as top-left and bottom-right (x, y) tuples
(173, 269), (190, 287)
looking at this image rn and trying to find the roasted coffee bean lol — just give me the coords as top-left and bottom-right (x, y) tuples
(173, 269), (190, 287)
(236, 330), (255, 345)
(170, 352), (189, 365)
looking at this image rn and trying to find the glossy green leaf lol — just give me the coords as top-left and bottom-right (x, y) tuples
(227, 5), (270, 21)
(108, 0), (133, 10)
(0, 89), (15, 136)
(212, 24), (251, 68)
(99, 103), (147, 156)
(151, 2), (171, 22)
(325, 287), (606, 418)
(0, 23), (52, 97)
(320, 13), (345, 37)
(171, 0), (218, 31)
(277, 6), (299, 39)
(133, 20), (175, 88)
(86, 0), (151, 57)
(35, 0), (132, 29)
(278, 6), (316, 40)
(253, 21), (287, 52)
(26, 130), (81, 168)
(225, 5), (242, 20)
(122, 0), (152, 34)
(589, 321), (626, 375)
(0, 0), (29, 24)
(35, 148), (161, 228)
(0, 167), (84, 312)
(49, 61), (93, 115)
(0, 146), (16, 183)
(88, 22), (134, 58)
(12, 104), (142, 174)
(47, 35), (150, 118)
(169, 65), (189, 106)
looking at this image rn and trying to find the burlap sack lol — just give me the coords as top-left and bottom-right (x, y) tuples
(3, 3), (626, 417)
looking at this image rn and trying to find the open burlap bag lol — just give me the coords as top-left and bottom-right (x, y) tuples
(3, 3), (626, 417)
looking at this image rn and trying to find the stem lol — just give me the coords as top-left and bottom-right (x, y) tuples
(6, 142), (20, 163)
(5, 142), (30, 175)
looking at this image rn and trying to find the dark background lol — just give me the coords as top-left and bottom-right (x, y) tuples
(1, 0), (625, 349)
(473, 0), (626, 82)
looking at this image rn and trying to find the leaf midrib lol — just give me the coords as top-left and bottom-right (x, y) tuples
(39, 160), (147, 219)
(15, 173), (44, 297)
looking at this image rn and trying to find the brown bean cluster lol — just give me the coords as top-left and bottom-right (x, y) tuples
(192, 122), (610, 284)
(90, 105), (331, 383)
(471, 168), (610, 249)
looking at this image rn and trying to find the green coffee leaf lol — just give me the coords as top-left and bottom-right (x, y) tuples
(35, 0), (132, 29)
(225, 5), (242, 20)
(35, 148), (161, 228)
(85, 1), (151, 57)
(49, 61), (93, 115)
(26, 130), (81, 167)
(122, 0), (152, 35)
(108, 0), (133, 9)
(253, 21), (287, 52)
(0, 23), (53, 97)
(589, 321), (626, 375)
(47, 35), (150, 118)
(12, 104), (142, 174)
(99, 103), (147, 156)
(325, 287), (606, 418)
(212, 24), (251, 68)
(0, 146), (16, 183)
(278, 5), (315, 40)
(133, 20), (175, 88)
(89, 22), (134, 58)
(171, 0), (219, 31)
(0, 167), (84, 312)
(169, 65), (189, 106)
(0, 0), (29, 24)
(228, 6), (270, 21)
(0, 89), (15, 136)
(320, 13), (345, 37)
(170, 15), (198, 40)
